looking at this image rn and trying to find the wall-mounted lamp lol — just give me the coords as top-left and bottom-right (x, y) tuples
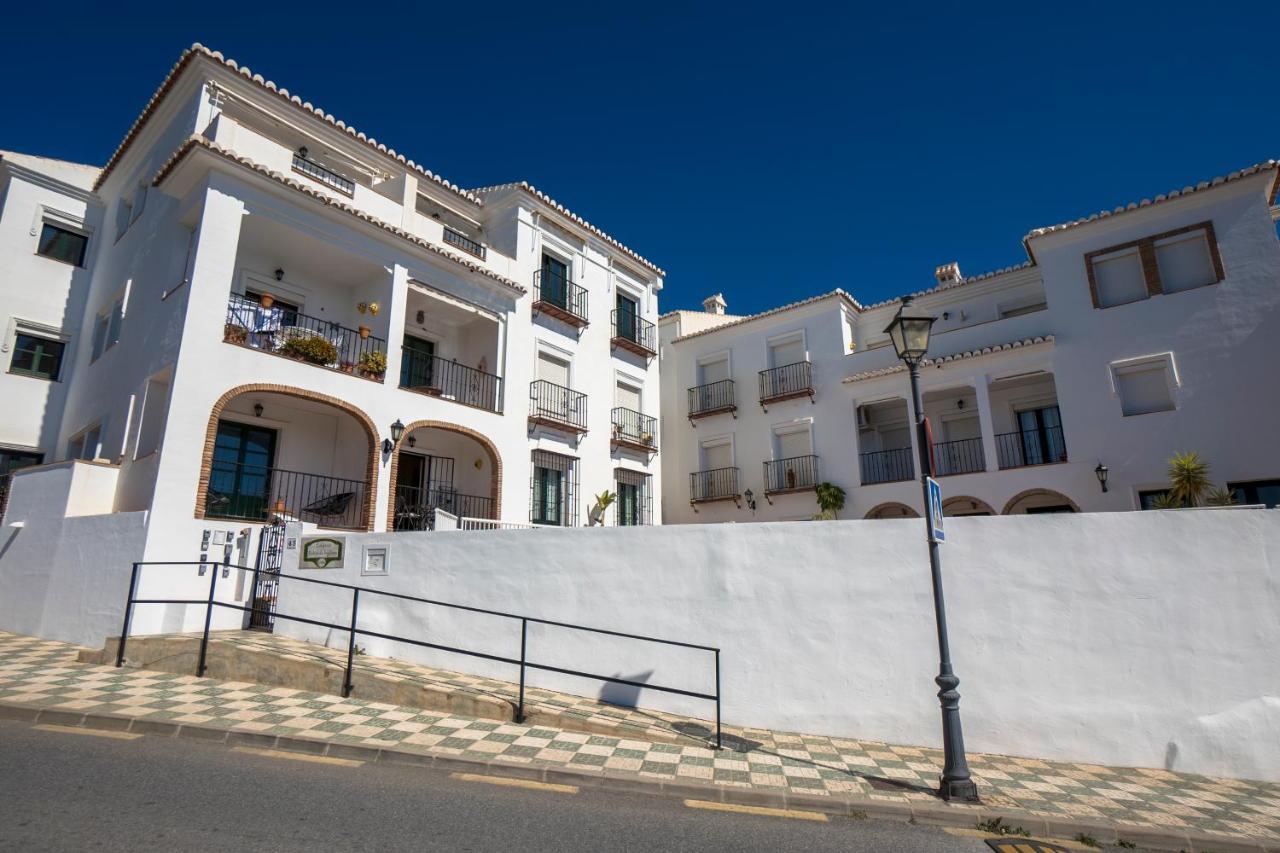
(297, 146), (308, 159)
(406, 435), (416, 448)
(956, 399), (965, 410)
(383, 419), (405, 454)
(416, 310), (425, 324)
(253, 402), (264, 418)
(274, 268), (284, 282)
(1094, 463), (1109, 493)
(743, 488), (757, 515)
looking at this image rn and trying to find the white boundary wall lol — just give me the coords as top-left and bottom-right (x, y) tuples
(271, 510), (1280, 781)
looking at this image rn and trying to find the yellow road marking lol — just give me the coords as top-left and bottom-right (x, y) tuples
(945, 828), (1089, 851)
(232, 746), (363, 767)
(450, 772), (578, 794)
(34, 724), (141, 741)
(683, 799), (829, 822)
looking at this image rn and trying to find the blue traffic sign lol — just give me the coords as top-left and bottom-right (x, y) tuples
(927, 477), (945, 543)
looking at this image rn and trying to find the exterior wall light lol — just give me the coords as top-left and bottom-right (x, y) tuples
(383, 419), (405, 454)
(743, 488), (756, 514)
(274, 268), (284, 282)
(253, 403), (263, 418)
(1095, 463), (1109, 493)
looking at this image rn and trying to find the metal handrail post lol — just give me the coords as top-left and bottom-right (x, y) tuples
(197, 563), (219, 677)
(714, 649), (722, 750)
(115, 562), (140, 667)
(515, 618), (528, 723)
(343, 588), (360, 697)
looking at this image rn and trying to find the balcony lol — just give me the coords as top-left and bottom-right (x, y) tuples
(764, 454), (819, 496)
(533, 270), (589, 328)
(393, 484), (495, 531)
(529, 380), (588, 435)
(442, 227), (487, 260)
(224, 294), (388, 381)
(611, 407), (658, 454)
(690, 467), (740, 506)
(860, 447), (915, 485)
(758, 361), (814, 410)
(205, 462), (368, 531)
(932, 437), (986, 477)
(291, 153), (355, 196)
(688, 379), (737, 423)
(400, 348), (502, 413)
(996, 425), (1068, 469)
(611, 309), (656, 358)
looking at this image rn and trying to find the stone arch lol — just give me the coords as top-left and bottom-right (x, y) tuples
(865, 501), (920, 520)
(942, 496), (997, 517)
(195, 383), (380, 531)
(385, 420), (503, 530)
(1001, 488), (1081, 515)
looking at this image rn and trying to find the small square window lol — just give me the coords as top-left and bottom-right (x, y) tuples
(1091, 249), (1148, 308)
(1113, 360), (1176, 416)
(37, 223), (88, 267)
(10, 333), (65, 381)
(1154, 231), (1217, 293)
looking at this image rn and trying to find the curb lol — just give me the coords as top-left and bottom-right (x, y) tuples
(1, 702), (1271, 853)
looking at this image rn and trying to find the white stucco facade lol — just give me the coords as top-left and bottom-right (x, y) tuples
(660, 164), (1280, 523)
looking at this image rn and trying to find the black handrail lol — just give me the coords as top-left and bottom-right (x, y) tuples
(611, 407), (657, 449)
(995, 425), (1068, 469)
(400, 348), (502, 413)
(225, 295), (387, 377)
(442, 228), (486, 260)
(932, 437), (986, 476)
(291, 154), (355, 196)
(691, 467), (739, 502)
(763, 454), (819, 493)
(611, 309), (656, 353)
(533, 270), (588, 323)
(205, 462), (368, 530)
(859, 447), (914, 485)
(115, 562), (723, 748)
(529, 380), (588, 431)
(759, 361), (813, 402)
(688, 379), (735, 416)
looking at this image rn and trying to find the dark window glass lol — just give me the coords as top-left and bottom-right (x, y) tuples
(616, 293), (638, 341)
(1139, 489), (1174, 510)
(1228, 480), (1280, 509)
(0, 449), (43, 476)
(532, 466), (564, 525)
(207, 421), (278, 521)
(400, 334), (436, 389)
(37, 223), (88, 266)
(540, 255), (569, 308)
(10, 333), (65, 380)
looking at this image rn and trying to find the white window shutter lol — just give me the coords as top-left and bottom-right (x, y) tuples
(1116, 366), (1174, 416)
(1092, 250), (1148, 307)
(1155, 232), (1216, 293)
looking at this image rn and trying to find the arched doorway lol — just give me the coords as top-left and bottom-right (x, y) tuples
(1002, 488), (1080, 515)
(942, 496), (996, 517)
(196, 384), (379, 531)
(865, 501), (920, 520)
(386, 421), (502, 530)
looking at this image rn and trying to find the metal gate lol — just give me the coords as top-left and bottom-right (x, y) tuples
(248, 519), (286, 631)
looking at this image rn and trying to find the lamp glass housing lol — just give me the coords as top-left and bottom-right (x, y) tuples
(390, 419), (405, 443)
(884, 307), (936, 365)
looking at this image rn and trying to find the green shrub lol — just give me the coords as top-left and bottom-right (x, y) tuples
(358, 350), (387, 375)
(280, 336), (338, 365)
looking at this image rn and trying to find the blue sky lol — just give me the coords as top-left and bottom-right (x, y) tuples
(2, 1), (1274, 313)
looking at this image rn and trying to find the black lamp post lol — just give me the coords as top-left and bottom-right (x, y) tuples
(383, 419), (405, 454)
(883, 296), (980, 803)
(1094, 463), (1109, 493)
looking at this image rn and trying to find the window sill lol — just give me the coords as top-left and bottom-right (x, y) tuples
(7, 369), (58, 383)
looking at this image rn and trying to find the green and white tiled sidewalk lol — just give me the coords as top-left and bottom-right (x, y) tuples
(2, 631), (1278, 851)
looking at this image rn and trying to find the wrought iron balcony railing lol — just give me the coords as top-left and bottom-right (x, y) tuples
(688, 379), (736, 420)
(291, 153), (355, 196)
(996, 425), (1068, 469)
(860, 447), (915, 485)
(443, 228), (487, 260)
(764, 454), (819, 494)
(205, 462), (368, 530)
(611, 407), (657, 452)
(224, 295), (387, 380)
(931, 437), (986, 477)
(529, 380), (588, 433)
(611, 309), (656, 356)
(690, 466), (740, 503)
(400, 348), (502, 413)
(393, 484), (495, 531)
(533, 269), (589, 327)
(759, 361), (814, 407)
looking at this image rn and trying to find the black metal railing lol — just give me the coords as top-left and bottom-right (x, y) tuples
(529, 380), (588, 431)
(688, 379), (735, 417)
(116, 562), (723, 748)
(759, 361), (813, 402)
(611, 309), (656, 353)
(205, 462), (368, 530)
(860, 447), (915, 485)
(996, 426), (1068, 469)
(611, 407), (657, 449)
(291, 153), (355, 196)
(691, 467), (739, 502)
(533, 270), (588, 324)
(400, 348), (502, 413)
(443, 228), (486, 260)
(764, 454), (819, 493)
(394, 484), (495, 531)
(225, 295), (387, 378)
(932, 437), (986, 477)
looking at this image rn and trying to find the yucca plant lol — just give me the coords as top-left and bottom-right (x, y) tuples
(1205, 487), (1238, 507)
(813, 482), (846, 520)
(1167, 451), (1211, 507)
(1150, 492), (1183, 510)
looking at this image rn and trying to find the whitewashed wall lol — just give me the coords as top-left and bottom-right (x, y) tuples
(270, 510), (1280, 781)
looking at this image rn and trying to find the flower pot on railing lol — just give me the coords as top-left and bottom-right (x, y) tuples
(280, 336), (339, 366)
(641, 432), (654, 446)
(357, 350), (387, 381)
(224, 323), (248, 345)
(786, 468), (797, 489)
(358, 325), (371, 340)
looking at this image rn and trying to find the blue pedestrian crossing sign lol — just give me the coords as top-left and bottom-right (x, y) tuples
(927, 477), (945, 543)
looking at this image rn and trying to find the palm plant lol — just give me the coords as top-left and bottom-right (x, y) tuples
(587, 490), (617, 526)
(1205, 487), (1238, 507)
(813, 482), (846, 520)
(1151, 492), (1183, 510)
(1167, 451), (1211, 507)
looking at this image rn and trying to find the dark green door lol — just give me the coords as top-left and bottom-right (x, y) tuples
(401, 335), (435, 389)
(208, 421), (277, 520)
(541, 255), (569, 308)
(532, 466), (564, 525)
(617, 481), (640, 526)
(616, 293), (638, 342)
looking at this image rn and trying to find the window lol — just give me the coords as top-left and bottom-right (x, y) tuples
(540, 254), (570, 307)
(1085, 222), (1222, 309)
(1112, 357), (1176, 416)
(91, 299), (124, 361)
(37, 223), (88, 266)
(207, 421), (278, 520)
(1227, 479), (1280, 509)
(615, 380), (641, 413)
(615, 291), (639, 342)
(615, 469), (651, 526)
(998, 299), (1048, 319)
(701, 438), (733, 471)
(768, 334), (806, 368)
(0, 448), (44, 518)
(10, 333), (65, 380)
(1139, 489), (1174, 510)
(531, 450), (577, 526)
(134, 376), (171, 458)
(67, 423), (102, 461)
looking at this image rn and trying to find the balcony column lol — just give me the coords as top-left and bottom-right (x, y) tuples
(904, 390), (923, 499)
(383, 263), (410, 390)
(972, 375), (998, 473)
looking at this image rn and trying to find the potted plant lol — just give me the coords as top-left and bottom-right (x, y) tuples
(358, 350), (387, 380)
(279, 335), (338, 366)
(786, 467), (797, 489)
(587, 490), (617, 526)
(813, 482), (846, 520)
(224, 323), (248, 345)
(641, 431), (654, 446)
(358, 325), (371, 340)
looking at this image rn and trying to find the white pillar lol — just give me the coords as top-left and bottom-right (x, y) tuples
(973, 374), (998, 473)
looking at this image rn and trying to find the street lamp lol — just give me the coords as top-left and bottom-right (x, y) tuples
(883, 296), (980, 803)
(383, 419), (405, 454)
(1094, 463), (1109, 493)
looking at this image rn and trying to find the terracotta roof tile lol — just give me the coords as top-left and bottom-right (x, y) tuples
(151, 137), (525, 294)
(670, 289), (863, 343)
(842, 335), (1055, 383)
(859, 262), (1037, 311)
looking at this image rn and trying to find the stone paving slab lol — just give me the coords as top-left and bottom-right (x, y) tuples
(3, 630), (1278, 850)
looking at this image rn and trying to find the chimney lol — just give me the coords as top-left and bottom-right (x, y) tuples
(702, 293), (727, 315)
(934, 262), (962, 286)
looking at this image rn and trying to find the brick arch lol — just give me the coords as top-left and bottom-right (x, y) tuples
(865, 501), (919, 520)
(1001, 488), (1081, 515)
(195, 383), (380, 531)
(385, 420), (502, 530)
(942, 496), (997, 517)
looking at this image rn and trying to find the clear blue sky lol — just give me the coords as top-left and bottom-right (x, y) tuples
(2, 1), (1274, 313)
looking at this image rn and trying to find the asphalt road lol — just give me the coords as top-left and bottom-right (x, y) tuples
(0, 718), (988, 852)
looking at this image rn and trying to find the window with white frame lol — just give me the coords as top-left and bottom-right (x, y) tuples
(693, 436), (736, 501)
(91, 297), (124, 361)
(1090, 247), (1148, 308)
(1154, 230), (1217, 294)
(768, 333), (806, 368)
(134, 376), (171, 458)
(36, 221), (89, 266)
(9, 324), (67, 381)
(1086, 222), (1222, 309)
(67, 422), (103, 461)
(1112, 355), (1177, 416)
(767, 423), (816, 492)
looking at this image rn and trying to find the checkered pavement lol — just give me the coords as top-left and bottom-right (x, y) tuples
(2, 630), (1278, 845)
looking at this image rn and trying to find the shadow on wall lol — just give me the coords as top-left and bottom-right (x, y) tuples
(598, 669), (654, 708)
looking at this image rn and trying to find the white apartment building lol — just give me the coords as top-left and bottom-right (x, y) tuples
(660, 160), (1280, 523)
(0, 43), (664, 562)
